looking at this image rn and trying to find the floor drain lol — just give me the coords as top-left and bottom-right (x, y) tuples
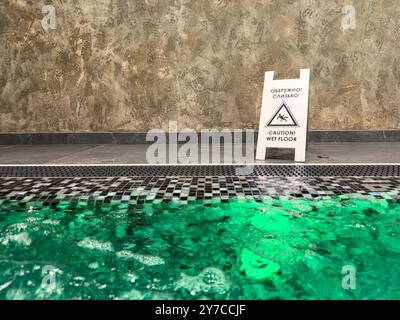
(0, 165), (399, 177)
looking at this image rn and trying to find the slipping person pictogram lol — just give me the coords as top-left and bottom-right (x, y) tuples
(266, 101), (299, 127)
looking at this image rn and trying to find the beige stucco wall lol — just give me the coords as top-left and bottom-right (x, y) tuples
(0, 0), (399, 133)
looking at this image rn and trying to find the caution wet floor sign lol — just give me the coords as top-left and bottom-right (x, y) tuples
(256, 69), (310, 162)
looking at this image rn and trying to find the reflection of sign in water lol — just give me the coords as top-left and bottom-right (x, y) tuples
(266, 102), (298, 127)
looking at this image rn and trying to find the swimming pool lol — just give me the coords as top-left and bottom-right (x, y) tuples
(1, 165), (399, 300)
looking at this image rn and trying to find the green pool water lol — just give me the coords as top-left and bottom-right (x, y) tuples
(0, 194), (400, 300)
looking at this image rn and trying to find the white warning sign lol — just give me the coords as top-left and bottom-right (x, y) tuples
(256, 69), (310, 162)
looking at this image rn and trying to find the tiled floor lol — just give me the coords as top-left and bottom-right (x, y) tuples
(0, 142), (399, 164)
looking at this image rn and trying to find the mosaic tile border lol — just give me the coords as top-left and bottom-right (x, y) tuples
(1, 176), (399, 206)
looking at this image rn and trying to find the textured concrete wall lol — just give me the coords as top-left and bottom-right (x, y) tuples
(0, 0), (399, 133)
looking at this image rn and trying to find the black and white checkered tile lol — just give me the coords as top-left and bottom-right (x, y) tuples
(0, 175), (399, 206)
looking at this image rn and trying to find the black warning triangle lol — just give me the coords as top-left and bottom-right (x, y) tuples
(266, 101), (299, 127)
